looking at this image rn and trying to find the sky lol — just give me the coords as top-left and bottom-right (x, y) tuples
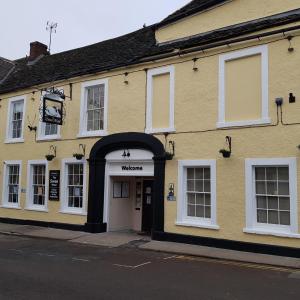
(0, 0), (191, 60)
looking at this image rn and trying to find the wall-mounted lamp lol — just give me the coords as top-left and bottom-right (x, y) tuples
(165, 141), (175, 160)
(124, 72), (129, 85)
(287, 36), (294, 53)
(219, 136), (232, 158)
(192, 58), (199, 71)
(45, 145), (57, 161)
(73, 144), (86, 160)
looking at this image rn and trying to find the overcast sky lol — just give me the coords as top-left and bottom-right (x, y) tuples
(0, 0), (190, 60)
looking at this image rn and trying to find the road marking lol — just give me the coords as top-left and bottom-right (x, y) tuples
(163, 255), (179, 260)
(72, 257), (90, 262)
(175, 255), (299, 273)
(37, 253), (55, 257)
(113, 261), (151, 269)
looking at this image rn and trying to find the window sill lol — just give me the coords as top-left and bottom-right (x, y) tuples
(217, 118), (271, 129)
(0, 204), (22, 210)
(145, 127), (176, 134)
(36, 135), (61, 141)
(77, 130), (108, 138)
(25, 207), (48, 213)
(59, 210), (87, 216)
(4, 138), (24, 144)
(176, 221), (220, 230)
(243, 228), (300, 239)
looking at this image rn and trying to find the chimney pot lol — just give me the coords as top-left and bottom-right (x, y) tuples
(29, 41), (48, 61)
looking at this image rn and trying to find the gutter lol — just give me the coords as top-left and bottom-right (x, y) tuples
(138, 24), (300, 63)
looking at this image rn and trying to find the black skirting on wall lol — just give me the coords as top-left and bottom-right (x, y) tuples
(152, 231), (300, 258)
(0, 217), (86, 232)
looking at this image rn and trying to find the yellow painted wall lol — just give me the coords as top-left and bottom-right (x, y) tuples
(152, 73), (170, 129)
(156, 0), (300, 43)
(0, 32), (300, 247)
(225, 54), (262, 122)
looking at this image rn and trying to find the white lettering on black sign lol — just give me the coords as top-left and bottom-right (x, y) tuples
(49, 170), (60, 201)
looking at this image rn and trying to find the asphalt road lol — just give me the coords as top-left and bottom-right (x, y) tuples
(0, 234), (299, 300)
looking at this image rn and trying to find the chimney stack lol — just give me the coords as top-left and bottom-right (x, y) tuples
(29, 41), (48, 61)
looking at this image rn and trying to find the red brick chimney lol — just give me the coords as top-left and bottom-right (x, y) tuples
(29, 41), (48, 61)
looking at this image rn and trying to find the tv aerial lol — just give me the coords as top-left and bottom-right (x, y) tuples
(46, 21), (58, 53)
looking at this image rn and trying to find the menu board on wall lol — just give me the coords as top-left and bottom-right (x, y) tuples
(49, 170), (60, 201)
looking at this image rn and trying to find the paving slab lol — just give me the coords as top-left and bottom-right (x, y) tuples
(140, 240), (300, 269)
(25, 228), (87, 240)
(71, 232), (145, 247)
(0, 223), (42, 235)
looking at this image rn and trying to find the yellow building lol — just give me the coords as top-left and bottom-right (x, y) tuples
(0, 0), (300, 257)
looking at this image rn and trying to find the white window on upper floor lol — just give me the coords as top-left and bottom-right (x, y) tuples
(218, 45), (270, 128)
(37, 92), (61, 140)
(244, 158), (299, 239)
(177, 160), (219, 230)
(1, 161), (22, 209)
(6, 96), (26, 143)
(26, 160), (48, 212)
(78, 79), (108, 137)
(60, 158), (87, 215)
(146, 66), (175, 134)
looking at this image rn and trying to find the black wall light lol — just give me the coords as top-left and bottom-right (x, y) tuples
(45, 145), (57, 161)
(219, 136), (232, 158)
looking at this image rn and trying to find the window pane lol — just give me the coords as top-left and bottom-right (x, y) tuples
(255, 167), (265, 180)
(279, 211), (290, 225)
(67, 163), (84, 209)
(278, 167), (289, 181)
(195, 193), (204, 205)
(279, 197), (290, 210)
(257, 196), (267, 209)
(196, 205), (204, 218)
(195, 168), (203, 179)
(267, 197), (278, 210)
(257, 210), (267, 223)
(256, 181), (266, 194)
(187, 168), (194, 179)
(266, 167), (277, 180)
(268, 210), (279, 224)
(278, 182), (289, 196)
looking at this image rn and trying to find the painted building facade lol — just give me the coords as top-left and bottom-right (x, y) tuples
(0, 0), (300, 256)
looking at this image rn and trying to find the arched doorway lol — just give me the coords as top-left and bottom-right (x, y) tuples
(85, 132), (166, 235)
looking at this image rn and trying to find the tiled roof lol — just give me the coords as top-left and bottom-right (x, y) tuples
(158, 0), (228, 28)
(0, 57), (14, 83)
(1, 8), (300, 95)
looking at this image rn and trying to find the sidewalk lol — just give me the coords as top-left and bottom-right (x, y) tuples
(0, 222), (299, 269)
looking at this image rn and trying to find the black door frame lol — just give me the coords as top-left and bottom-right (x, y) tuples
(85, 132), (166, 235)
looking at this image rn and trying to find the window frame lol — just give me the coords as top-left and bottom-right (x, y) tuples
(26, 160), (49, 212)
(1, 160), (22, 209)
(5, 96), (26, 143)
(244, 158), (299, 238)
(78, 79), (108, 138)
(146, 66), (175, 134)
(218, 45), (270, 128)
(60, 158), (87, 215)
(177, 160), (219, 230)
(37, 91), (61, 141)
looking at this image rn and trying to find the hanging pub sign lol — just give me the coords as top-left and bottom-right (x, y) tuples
(49, 170), (60, 201)
(42, 88), (65, 125)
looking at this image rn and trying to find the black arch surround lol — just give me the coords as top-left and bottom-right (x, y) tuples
(85, 132), (166, 234)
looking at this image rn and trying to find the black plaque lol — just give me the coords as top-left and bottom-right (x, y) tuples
(49, 170), (60, 201)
